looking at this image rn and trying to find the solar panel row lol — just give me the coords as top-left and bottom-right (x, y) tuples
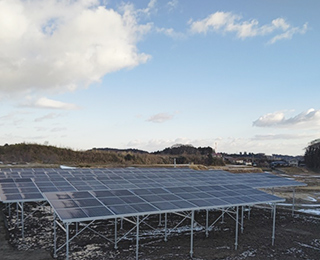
(44, 184), (284, 222)
(0, 169), (305, 203)
(0, 178), (43, 202)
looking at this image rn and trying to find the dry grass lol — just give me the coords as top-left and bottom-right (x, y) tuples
(208, 165), (263, 173)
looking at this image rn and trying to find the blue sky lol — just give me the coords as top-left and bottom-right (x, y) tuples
(0, 0), (319, 155)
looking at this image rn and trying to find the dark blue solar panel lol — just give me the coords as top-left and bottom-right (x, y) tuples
(152, 201), (180, 211)
(56, 208), (87, 221)
(74, 199), (103, 207)
(82, 207), (114, 218)
(130, 203), (158, 212)
(176, 193), (199, 200)
(67, 191), (94, 199)
(188, 199), (211, 207)
(120, 196), (145, 204)
(99, 197), (125, 206)
(109, 204), (138, 215)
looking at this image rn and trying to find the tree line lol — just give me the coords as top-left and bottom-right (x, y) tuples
(304, 139), (320, 171)
(0, 143), (224, 167)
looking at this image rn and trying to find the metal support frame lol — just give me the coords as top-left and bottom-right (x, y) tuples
(165, 211), (192, 237)
(49, 203), (281, 260)
(164, 212), (167, 242)
(241, 206), (244, 234)
(53, 212), (57, 258)
(53, 217), (100, 259)
(14, 202), (25, 238)
(136, 215), (139, 260)
(271, 188), (275, 218)
(190, 210), (194, 258)
(272, 203), (276, 246)
(9, 200), (48, 239)
(205, 207), (246, 250)
(221, 210), (225, 223)
(66, 223), (70, 260)
(16, 202), (18, 220)
(205, 209), (209, 238)
(116, 215), (150, 245)
(208, 208), (228, 231)
(235, 206), (239, 250)
(8, 203), (12, 217)
(114, 218), (118, 249)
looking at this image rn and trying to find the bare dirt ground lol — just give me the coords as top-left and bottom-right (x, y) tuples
(0, 166), (320, 260)
(1, 204), (320, 260)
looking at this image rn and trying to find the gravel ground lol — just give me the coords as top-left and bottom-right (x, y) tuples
(1, 202), (320, 260)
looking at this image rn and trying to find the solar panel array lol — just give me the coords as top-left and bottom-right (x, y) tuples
(0, 168), (305, 204)
(44, 184), (282, 222)
(0, 178), (43, 202)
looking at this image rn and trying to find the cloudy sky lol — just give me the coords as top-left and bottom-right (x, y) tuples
(1, 0), (319, 155)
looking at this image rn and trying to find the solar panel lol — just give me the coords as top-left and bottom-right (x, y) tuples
(0, 178), (43, 202)
(82, 207), (113, 218)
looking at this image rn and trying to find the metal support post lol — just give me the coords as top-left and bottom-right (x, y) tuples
(292, 188), (295, 216)
(121, 217), (123, 229)
(136, 216), (139, 260)
(241, 206), (244, 234)
(158, 213), (162, 226)
(16, 202), (19, 220)
(66, 223), (70, 260)
(248, 206), (251, 220)
(21, 202), (24, 239)
(53, 213), (57, 258)
(164, 212), (168, 242)
(9, 203), (11, 217)
(271, 188), (275, 218)
(190, 210), (194, 258)
(221, 210), (225, 223)
(235, 206), (239, 250)
(114, 218), (118, 249)
(76, 222), (78, 234)
(272, 203), (276, 246)
(205, 209), (209, 238)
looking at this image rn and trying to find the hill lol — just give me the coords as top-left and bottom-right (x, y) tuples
(0, 143), (224, 167)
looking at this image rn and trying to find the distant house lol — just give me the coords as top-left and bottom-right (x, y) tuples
(235, 159), (244, 165)
(270, 161), (288, 168)
(289, 160), (299, 167)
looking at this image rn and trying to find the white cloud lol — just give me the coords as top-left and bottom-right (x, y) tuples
(26, 97), (80, 110)
(253, 109), (320, 128)
(156, 27), (185, 39)
(253, 111), (285, 127)
(252, 133), (312, 141)
(0, 111), (30, 126)
(0, 0), (151, 95)
(34, 112), (61, 122)
(142, 0), (157, 16)
(268, 22), (308, 44)
(167, 0), (178, 11)
(146, 113), (174, 123)
(189, 11), (307, 43)
(51, 127), (67, 132)
(0, 112), (17, 121)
